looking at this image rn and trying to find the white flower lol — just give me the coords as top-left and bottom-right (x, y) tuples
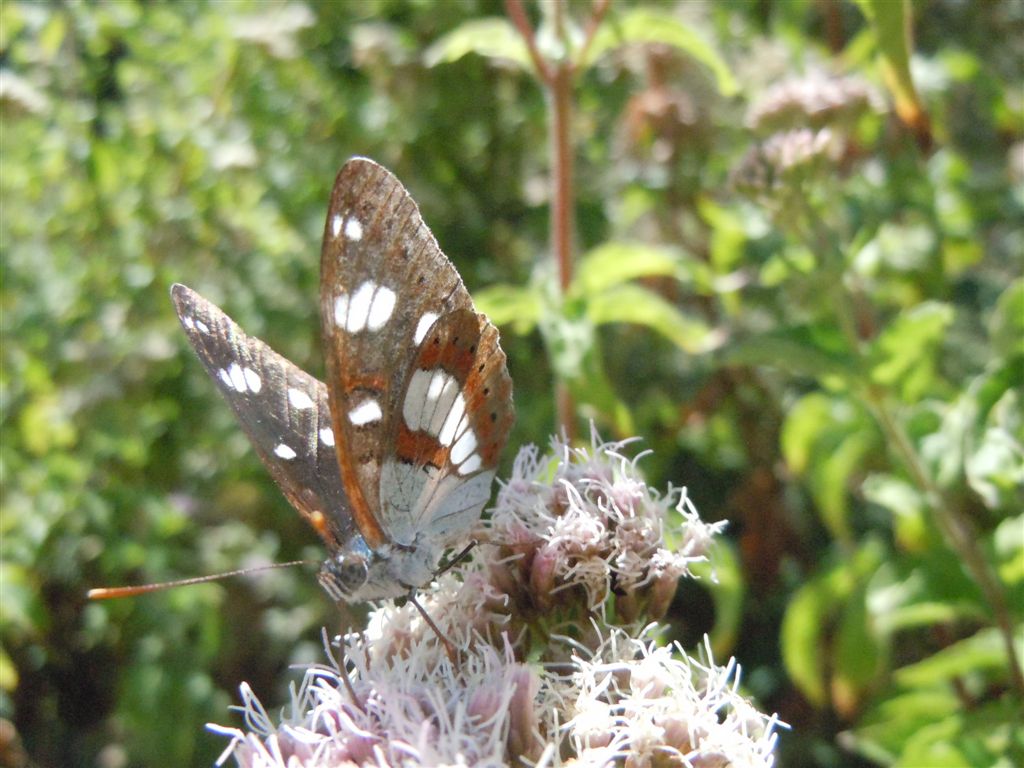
(210, 431), (779, 767)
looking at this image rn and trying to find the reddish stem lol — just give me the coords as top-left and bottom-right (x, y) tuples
(504, 0), (552, 84)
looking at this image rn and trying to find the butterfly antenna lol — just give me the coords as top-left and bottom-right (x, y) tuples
(407, 592), (458, 664)
(87, 560), (315, 600)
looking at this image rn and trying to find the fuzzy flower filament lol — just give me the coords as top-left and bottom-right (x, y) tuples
(210, 434), (781, 767)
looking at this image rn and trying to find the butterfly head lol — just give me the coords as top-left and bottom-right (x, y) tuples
(317, 551), (370, 603)
(317, 535), (441, 602)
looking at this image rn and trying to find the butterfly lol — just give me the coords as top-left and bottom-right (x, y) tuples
(170, 158), (514, 604)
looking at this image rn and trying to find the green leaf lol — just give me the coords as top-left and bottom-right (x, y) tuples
(897, 698), (1024, 768)
(894, 626), (1024, 689)
(966, 407), (1024, 510)
(816, 428), (877, 542)
(782, 544), (885, 710)
(585, 283), (719, 354)
(566, 341), (636, 437)
(850, 688), (961, 765)
(869, 301), (954, 400)
(539, 310), (594, 381)
(725, 327), (856, 381)
(994, 515), (1024, 587)
(583, 8), (737, 96)
(423, 18), (531, 71)
(852, 0), (928, 140)
(689, 539), (744, 658)
(989, 278), (1024, 359)
(781, 390), (877, 540)
(473, 282), (543, 335)
(781, 575), (831, 707)
(571, 241), (707, 298)
(781, 393), (873, 475)
(834, 578), (886, 715)
(862, 473), (930, 551)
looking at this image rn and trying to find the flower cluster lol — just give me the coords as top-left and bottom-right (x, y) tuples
(731, 128), (843, 199)
(732, 71), (882, 204)
(745, 72), (882, 134)
(486, 433), (721, 633)
(210, 434), (781, 767)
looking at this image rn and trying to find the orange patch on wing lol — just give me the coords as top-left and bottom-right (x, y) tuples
(395, 423), (448, 468)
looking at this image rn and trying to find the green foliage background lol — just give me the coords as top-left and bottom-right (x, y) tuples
(2, 1), (1021, 766)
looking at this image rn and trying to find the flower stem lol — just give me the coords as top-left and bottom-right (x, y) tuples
(506, 0), (590, 442)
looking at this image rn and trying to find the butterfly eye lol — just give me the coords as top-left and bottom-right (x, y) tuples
(318, 554), (369, 601)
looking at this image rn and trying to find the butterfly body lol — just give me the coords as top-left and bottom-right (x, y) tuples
(171, 158), (513, 603)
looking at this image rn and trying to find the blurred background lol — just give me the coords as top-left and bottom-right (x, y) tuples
(2, 0), (1021, 765)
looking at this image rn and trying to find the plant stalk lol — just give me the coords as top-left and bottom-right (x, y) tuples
(506, 0), (587, 442)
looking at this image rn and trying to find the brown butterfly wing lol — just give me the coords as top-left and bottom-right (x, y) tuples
(380, 308), (514, 547)
(318, 158), (474, 548)
(170, 284), (354, 550)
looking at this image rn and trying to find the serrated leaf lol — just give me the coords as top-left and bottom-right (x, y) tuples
(583, 8), (737, 96)
(473, 282), (542, 335)
(571, 242), (706, 298)
(869, 301), (954, 399)
(423, 18), (531, 71)
(585, 283), (719, 354)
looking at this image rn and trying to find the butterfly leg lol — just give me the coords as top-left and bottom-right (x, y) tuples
(407, 590), (458, 664)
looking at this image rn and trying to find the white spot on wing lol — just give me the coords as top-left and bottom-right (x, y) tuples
(243, 367), (261, 393)
(195, 319), (210, 334)
(437, 392), (466, 446)
(428, 378), (458, 437)
(331, 213), (342, 238)
(366, 286), (396, 332)
(218, 369), (232, 388)
(349, 399), (383, 426)
(344, 217), (363, 241)
(319, 427), (335, 447)
(182, 316), (195, 330)
(346, 281), (375, 332)
(274, 443), (297, 460)
(458, 454), (483, 475)
(403, 369), (433, 430)
(228, 362), (247, 392)
(333, 293), (349, 327)
(414, 312), (438, 345)
(288, 388), (315, 410)
(451, 428), (477, 464)
(427, 370), (447, 401)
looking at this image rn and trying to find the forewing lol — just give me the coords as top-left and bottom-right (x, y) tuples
(171, 284), (354, 549)
(380, 309), (514, 547)
(319, 158), (474, 547)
